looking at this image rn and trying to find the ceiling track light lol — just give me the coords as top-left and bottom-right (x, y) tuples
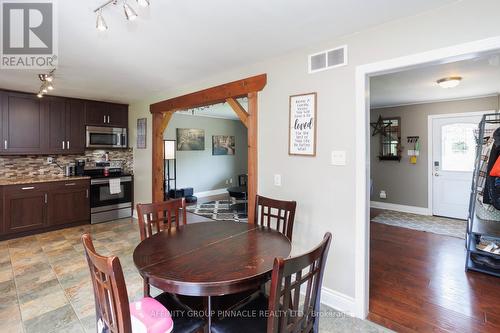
(36, 69), (56, 98)
(94, 0), (149, 31)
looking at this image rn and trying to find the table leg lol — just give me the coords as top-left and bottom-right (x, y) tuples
(207, 296), (212, 332)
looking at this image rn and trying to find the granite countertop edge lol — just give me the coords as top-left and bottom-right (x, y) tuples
(0, 176), (91, 186)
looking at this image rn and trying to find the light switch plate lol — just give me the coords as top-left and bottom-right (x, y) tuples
(331, 151), (346, 166)
(274, 174), (282, 186)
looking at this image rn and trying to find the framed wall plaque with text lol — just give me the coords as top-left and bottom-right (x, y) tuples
(289, 92), (317, 156)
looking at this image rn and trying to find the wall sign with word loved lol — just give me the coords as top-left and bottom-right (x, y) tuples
(289, 92), (317, 156)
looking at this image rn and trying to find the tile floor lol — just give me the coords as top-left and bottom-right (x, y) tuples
(0, 217), (391, 333)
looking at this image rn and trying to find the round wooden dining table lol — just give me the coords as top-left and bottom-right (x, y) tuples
(133, 220), (291, 329)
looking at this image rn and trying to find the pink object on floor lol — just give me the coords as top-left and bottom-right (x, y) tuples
(129, 297), (174, 333)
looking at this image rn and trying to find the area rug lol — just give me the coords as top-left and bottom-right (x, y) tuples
(187, 200), (248, 222)
(372, 210), (466, 239)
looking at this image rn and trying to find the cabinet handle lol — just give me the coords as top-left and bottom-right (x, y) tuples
(104, 115), (106, 123)
(67, 141), (70, 149)
(21, 186), (35, 190)
(62, 141), (65, 149)
(86, 189), (89, 198)
(107, 115), (110, 123)
(65, 183), (76, 186)
(4, 140), (7, 149)
(44, 193), (47, 204)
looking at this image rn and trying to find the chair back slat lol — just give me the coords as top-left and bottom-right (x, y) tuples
(267, 233), (332, 333)
(82, 233), (132, 333)
(136, 198), (187, 240)
(254, 195), (297, 241)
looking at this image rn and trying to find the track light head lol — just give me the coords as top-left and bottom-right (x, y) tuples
(47, 83), (54, 91)
(137, 0), (150, 7)
(123, 2), (138, 21)
(37, 92), (43, 98)
(96, 10), (108, 31)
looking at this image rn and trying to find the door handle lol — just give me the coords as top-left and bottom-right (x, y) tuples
(62, 141), (65, 149)
(4, 140), (7, 149)
(21, 186), (35, 190)
(67, 141), (70, 150)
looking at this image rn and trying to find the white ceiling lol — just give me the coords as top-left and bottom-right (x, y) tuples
(0, 0), (456, 104)
(176, 99), (247, 120)
(370, 52), (500, 108)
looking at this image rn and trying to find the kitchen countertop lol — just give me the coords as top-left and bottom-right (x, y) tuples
(0, 175), (91, 186)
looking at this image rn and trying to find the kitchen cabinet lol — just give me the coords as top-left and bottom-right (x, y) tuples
(46, 98), (86, 154)
(47, 180), (89, 226)
(85, 101), (128, 127)
(3, 183), (48, 234)
(1, 92), (46, 154)
(0, 179), (90, 239)
(0, 89), (128, 155)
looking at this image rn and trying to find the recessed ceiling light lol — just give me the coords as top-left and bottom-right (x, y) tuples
(437, 76), (462, 88)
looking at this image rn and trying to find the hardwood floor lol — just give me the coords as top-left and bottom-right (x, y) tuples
(369, 221), (500, 332)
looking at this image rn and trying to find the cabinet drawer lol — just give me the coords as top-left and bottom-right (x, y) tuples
(48, 179), (90, 190)
(3, 183), (49, 193)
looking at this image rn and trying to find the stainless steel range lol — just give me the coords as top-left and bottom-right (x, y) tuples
(85, 164), (133, 224)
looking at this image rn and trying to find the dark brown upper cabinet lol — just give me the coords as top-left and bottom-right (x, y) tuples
(85, 101), (128, 127)
(0, 89), (127, 155)
(45, 97), (86, 154)
(1, 92), (46, 154)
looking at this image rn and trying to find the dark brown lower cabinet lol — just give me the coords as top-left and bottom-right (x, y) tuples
(48, 180), (90, 226)
(1, 179), (90, 239)
(3, 183), (48, 234)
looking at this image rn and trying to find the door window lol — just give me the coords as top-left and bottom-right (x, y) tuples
(441, 123), (476, 172)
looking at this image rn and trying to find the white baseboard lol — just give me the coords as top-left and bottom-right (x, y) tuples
(370, 201), (431, 215)
(194, 188), (228, 198)
(320, 287), (356, 316)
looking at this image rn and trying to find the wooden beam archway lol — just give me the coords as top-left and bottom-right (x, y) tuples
(150, 74), (267, 223)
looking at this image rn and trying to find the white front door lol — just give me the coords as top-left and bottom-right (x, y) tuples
(432, 114), (484, 219)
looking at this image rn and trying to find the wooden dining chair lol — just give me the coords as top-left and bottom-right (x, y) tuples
(136, 198), (187, 241)
(82, 233), (204, 333)
(136, 199), (187, 297)
(212, 232), (332, 333)
(254, 195), (297, 241)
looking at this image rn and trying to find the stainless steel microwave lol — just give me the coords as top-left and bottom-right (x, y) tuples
(86, 126), (127, 149)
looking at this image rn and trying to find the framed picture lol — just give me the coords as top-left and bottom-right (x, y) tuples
(288, 92), (317, 156)
(212, 135), (235, 155)
(136, 118), (147, 149)
(176, 128), (205, 151)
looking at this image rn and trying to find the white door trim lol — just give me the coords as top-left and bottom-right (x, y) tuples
(427, 111), (495, 216)
(354, 36), (500, 319)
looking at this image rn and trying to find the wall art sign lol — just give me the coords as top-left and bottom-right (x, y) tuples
(212, 135), (235, 155)
(136, 118), (147, 149)
(176, 128), (205, 151)
(288, 92), (317, 156)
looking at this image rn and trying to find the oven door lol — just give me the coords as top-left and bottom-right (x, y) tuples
(90, 176), (132, 210)
(86, 126), (127, 148)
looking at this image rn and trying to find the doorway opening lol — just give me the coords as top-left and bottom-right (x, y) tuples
(149, 74), (266, 223)
(355, 37), (500, 330)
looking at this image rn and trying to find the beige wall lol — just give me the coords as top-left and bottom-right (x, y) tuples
(129, 0), (500, 300)
(370, 96), (499, 208)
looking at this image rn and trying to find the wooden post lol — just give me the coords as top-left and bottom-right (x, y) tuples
(152, 112), (173, 203)
(247, 92), (258, 223)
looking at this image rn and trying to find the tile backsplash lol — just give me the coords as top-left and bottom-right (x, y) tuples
(0, 149), (133, 178)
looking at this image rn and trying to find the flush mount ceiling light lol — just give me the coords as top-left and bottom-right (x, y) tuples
(94, 0), (149, 31)
(37, 69), (56, 98)
(437, 76), (462, 88)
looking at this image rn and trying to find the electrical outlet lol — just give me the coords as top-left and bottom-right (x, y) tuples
(379, 190), (387, 199)
(274, 174), (282, 186)
(225, 179), (229, 185)
(229, 178), (233, 184)
(47, 157), (54, 164)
